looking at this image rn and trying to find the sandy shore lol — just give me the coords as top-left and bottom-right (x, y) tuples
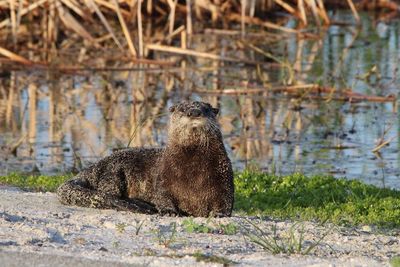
(0, 185), (398, 266)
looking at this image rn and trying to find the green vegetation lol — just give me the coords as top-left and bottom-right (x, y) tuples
(2, 171), (400, 228)
(390, 256), (400, 267)
(243, 220), (329, 255)
(0, 172), (72, 192)
(235, 170), (400, 228)
(115, 223), (127, 234)
(155, 222), (178, 248)
(182, 218), (237, 235)
(192, 251), (237, 266)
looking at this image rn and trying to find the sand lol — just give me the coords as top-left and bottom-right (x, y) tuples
(0, 185), (398, 267)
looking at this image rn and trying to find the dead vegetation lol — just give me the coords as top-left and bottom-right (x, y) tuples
(1, 0), (397, 67)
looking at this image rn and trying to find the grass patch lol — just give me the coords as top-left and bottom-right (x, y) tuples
(2, 170), (400, 228)
(390, 256), (400, 267)
(235, 170), (400, 228)
(0, 172), (72, 192)
(182, 217), (237, 235)
(243, 220), (329, 255)
(192, 251), (236, 266)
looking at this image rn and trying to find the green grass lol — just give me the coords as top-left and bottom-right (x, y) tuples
(1, 170), (400, 228)
(192, 251), (237, 265)
(243, 220), (329, 255)
(390, 256), (400, 267)
(235, 170), (400, 228)
(0, 172), (72, 192)
(182, 217), (238, 235)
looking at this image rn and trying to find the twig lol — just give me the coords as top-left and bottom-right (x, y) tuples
(227, 13), (299, 34)
(195, 85), (397, 103)
(138, 0), (143, 57)
(56, 3), (97, 44)
(372, 136), (396, 153)
(92, 0), (130, 17)
(113, 0), (137, 58)
(0, 0), (48, 29)
(146, 44), (264, 65)
(186, 0), (192, 35)
(85, 0), (123, 50)
(347, 0), (360, 23)
(241, 0), (246, 37)
(274, 0), (296, 15)
(298, 0), (307, 25)
(0, 45), (34, 65)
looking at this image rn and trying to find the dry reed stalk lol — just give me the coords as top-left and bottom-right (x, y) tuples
(181, 29), (187, 49)
(195, 84), (318, 95)
(249, 0), (256, 17)
(244, 42), (294, 84)
(146, 43), (263, 64)
(186, 0), (193, 35)
(15, 0), (23, 30)
(60, 0), (87, 19)
(193, 0), (219, 22)
(5, 72), (15, 126)
(204, 28), (284, 40)
(346, 0), (360, 23)
(48, 0), (56, 47)
(56, 3), (97, 44)
(138, 0), (143, 57)
(112, 0), (137, 58)
(0, 45), (33, 65)
(315, 0), (329, 24)
(305, 0), (321, 27)
(9, 0), (17, 45)
(147, 0), (152, 13)
(228, 13), (298, 33)
(164, 25), (185, 43)
(93, 0), (130, 16)
(180, 30), (187, 82)
(195, 85), (397, 103)
(0, 0), (47, 28)
(85, 0), (123, 50)
(273, 0), (296, 15)
(154, 3), (167, 15)
(298, 0), (307, 25)
(372, 136), (396, 153)
(167, 0), (178, 36)
(28, 83), (37, 143)
(7, 134), (26, 156)
(293, 38), (304, 73)
(241, 0), (246, 37)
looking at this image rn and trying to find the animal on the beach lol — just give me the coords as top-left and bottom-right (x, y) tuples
(57, 101), (234, 217)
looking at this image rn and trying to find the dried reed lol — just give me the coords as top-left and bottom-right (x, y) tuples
(0, 0), (371, 66)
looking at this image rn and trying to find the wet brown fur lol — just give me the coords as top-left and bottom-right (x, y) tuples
(57, 101), (234, 217)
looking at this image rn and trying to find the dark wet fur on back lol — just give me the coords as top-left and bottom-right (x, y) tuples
(57, 101), (234, 217)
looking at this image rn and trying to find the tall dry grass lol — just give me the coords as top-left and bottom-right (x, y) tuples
(0, 0), (372, 67)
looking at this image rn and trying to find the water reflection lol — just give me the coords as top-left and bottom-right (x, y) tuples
(0, 11), (399, 189)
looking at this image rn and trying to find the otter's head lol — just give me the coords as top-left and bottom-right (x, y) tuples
(167, 101), (221, 148)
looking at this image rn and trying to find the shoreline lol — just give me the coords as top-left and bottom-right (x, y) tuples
(0, 186), (397, 266)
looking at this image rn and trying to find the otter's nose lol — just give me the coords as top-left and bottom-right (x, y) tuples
(187, 108), (202, 118)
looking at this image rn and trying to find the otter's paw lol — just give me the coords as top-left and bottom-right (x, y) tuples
(158, 209), (179, 217)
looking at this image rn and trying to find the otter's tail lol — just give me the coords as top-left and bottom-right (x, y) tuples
(56, 178), (157, 214)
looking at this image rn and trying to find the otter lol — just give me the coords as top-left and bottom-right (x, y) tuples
(57, 101), (234, 217)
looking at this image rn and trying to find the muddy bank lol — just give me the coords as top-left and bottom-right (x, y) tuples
(0, 186), (397, 266)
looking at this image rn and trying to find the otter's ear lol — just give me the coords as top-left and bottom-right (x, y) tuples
(212, 108), (219, 115)
(169, 105), (177, 113)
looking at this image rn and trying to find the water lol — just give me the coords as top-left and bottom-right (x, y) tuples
(0, 11), (399, 189)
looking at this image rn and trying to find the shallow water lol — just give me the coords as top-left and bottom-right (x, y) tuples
(0, 11), (399, 188)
